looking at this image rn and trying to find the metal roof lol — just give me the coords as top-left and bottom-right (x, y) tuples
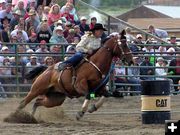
(145, 5), (180, 18)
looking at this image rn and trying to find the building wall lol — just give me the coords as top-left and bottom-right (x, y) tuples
(148, 0), (180, 5)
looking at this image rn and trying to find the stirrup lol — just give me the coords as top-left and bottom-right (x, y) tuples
(58, 63), (71, 71)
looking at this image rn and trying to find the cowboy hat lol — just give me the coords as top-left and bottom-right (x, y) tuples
(28, 9), (36, 16)
(90, 23), (107, 31)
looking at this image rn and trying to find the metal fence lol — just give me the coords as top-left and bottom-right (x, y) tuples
(0, 42), (179, 98)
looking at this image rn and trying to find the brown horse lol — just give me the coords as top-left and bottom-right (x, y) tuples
(17, 30), (133, 120)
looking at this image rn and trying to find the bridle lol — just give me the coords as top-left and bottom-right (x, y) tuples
(102, 38), (132, 57)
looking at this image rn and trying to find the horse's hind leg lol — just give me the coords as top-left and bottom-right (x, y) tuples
(32, 92), (66, 115)
(17, 73), (51, 110)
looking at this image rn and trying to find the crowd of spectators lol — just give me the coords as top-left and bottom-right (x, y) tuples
(0, 0), (179, 98)
(112, 25), (179, 96)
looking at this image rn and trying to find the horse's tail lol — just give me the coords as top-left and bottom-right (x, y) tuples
(25, 65), (48, 80)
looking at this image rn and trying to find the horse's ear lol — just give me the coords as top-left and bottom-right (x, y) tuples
(120, 29), (126, 40)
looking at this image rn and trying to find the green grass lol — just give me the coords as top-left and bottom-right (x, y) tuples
(77, 6), (132, 17)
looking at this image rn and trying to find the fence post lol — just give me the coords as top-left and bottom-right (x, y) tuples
(107, 16), (111, 35)
(15, 44), (20, 97)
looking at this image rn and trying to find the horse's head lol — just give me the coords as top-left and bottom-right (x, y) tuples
(103, 30), (133, 65)
(119, 29), (133, 65)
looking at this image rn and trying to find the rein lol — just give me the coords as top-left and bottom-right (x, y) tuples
(84, 58), (103, 78)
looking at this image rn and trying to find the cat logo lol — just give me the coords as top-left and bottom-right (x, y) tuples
(156, 99), (167, 107)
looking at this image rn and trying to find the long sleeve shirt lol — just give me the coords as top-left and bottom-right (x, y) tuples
(76, 32), (101, 53)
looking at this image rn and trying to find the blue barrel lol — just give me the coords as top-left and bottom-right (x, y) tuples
(141, 80), (171, 124)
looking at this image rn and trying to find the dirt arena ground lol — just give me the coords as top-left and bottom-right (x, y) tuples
(0, 95), (180, 135)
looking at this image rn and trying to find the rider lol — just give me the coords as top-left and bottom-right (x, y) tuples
(58, 23), (107, 70)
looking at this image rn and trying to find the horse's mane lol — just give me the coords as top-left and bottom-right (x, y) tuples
(101, 37), (111, 45)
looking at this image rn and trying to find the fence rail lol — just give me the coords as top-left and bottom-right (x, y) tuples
(0, 42), (179, 97)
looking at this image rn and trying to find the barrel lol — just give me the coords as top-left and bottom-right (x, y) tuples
(141, 80), (171, 124)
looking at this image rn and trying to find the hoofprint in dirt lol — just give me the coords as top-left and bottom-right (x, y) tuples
(0, 96), (180, 135)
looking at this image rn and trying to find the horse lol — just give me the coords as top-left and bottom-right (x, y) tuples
(17, 30), (133, 120)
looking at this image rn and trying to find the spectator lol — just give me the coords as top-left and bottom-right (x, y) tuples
(65, 43), (76, 60)
(0, 46), (10, 64)
(0, 0), (7, 10)
(19, 17), (26, 30)
(50, 26), (68, 46)
(49, 0), (59, 6)
(16, 30), (26, 43)
(89, 17), (97, 30)
(10, 24), (29, 42)
(79, 16), (89, 34)
(12, 0), (26, 18)
(35, 40), (49, 64)
(0, 23), (10, 42)
(168, 53), (180, 91)
(11, 45), (27, 83)
(60, 6), (74, 24)
(43, 56), (54, 66)
(66, 28), (75, 43)
(73, 25), (83, 40)
(47, 4), (61, 26)
(166, 47), (176, 62)
(9, 35), (18, 52)
(133, 34), (144, 50)
(63, 21), (72, 38)
(127, 57), (142, 92)
(36, 17), (52, 34)
(12, 0), (28, 8)
(148, 25), (168, 39)
(113, 58), (141, 95)
(140, 55), (154, 80)
(26, 0), (37, 12)
(128, 57), (141, 80)
(142, 39), (158, 65)
(0, 16), (10, 30)
(37, 22), (51, 43)
(10, 10), (21, 31)
(50, 19), (63, 32)
(42, 6), (50, 20)
(25, 9), (40, 32)
(113, 59), (127, 92)
(49, 45), (62, 63)
(36, 5), (44, 22)
(155, 57), (167, 79)
(26, 55), (40, 73)
(37, 0), (52, 7)
(0, 3), (13, 21)
(169, 35), (177, 45)
(125, 27), (135, 43)
(27, 32), (39, 51)
(66, 2), (79, 24)
(27, 26), (36, 37)
(0, 57), (11, 98)
(0, 57), (12, 75)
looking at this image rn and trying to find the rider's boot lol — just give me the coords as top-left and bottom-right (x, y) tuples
(58, 63), (72, 70)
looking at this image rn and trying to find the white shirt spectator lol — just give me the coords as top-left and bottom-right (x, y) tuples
(10, 29), (29, 41)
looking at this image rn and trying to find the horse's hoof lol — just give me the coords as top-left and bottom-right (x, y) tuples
(76, 111), (84, 121)
(88, 104), (97, 113)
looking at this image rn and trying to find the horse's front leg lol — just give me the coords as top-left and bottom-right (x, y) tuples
(88, 87), (108, 113)
(76, 98), (90, 120)
(88, 96), (106, 113)
(75, 79), (90, 120)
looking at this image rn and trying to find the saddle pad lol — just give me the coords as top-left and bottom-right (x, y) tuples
(54, 62), (62, 70)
